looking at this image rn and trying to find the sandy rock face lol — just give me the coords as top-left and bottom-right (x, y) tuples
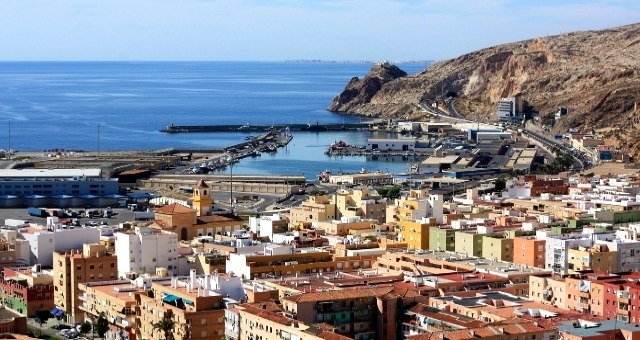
(330, 23), (640, 154)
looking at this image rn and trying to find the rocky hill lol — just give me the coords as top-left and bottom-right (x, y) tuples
(330, 23), (640, 154)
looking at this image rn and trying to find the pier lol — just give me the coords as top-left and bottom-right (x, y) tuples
(160, 122), (381, 133)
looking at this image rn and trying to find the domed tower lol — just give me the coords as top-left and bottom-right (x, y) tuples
(192, 179), (212, 216)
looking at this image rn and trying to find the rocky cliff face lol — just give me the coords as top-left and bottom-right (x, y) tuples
(328, 62), (411, 116)
(331, 23), (640, 154)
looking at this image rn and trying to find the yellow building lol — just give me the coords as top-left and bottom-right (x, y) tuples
(528, 275), (568, 310)
(53, 243), (118, 323)
(400, 220), (433, 250)
(386, 189), (430, 223)
(567, 244), (617, 274)
(481, 235), (514, 262)
(289, 194), (337, 224)
(78, 280), (143, 340)
(455, 231), (484, 257)
(226, 245), (335, 280)
(315, 218), (377, 236)
(334, 188), (387, 223)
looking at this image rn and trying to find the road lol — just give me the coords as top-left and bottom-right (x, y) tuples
(419, 100), (589, 172)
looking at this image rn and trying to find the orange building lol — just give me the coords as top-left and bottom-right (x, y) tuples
(136, 274), (231, 339)
(53, 243), (118, 323)
(513, 236), (545, 268)
(152, 179), (244, 241)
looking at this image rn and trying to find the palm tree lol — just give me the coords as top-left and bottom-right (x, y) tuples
(152, 316), (176, 340)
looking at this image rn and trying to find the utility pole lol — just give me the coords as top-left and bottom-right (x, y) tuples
(7, 119), (10, 160)
(97, 123), (101, 160)
(229, 162), (234, 213)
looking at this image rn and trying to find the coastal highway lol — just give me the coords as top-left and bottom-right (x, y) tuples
(419, 100), (587, 172)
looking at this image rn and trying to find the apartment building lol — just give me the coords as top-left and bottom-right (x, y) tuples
(225, 302), (352, 340)
(0, 237), (19, 269)
(335, 188), (387, 223)
(115, 226), (180, 278)
(281, 287), (399, 340)
(409, 319), (556, 340)
(53, 243), (118, 323)
(315, 216), (377, 236)
(226, 245), (335, 279)
(482, 235), (514, 262)
(558, 319), (640, 340)
(455, 231), (484, 257)
(429, 227), (456, 251)
(136, 271), (243, 340)
(0, 266), (54, 317)
(19, 226), (100, 266)
(248, 213), (288, 239)
(289, 195), (336, 224)
(567, 244), (617, 274)
(77, 280), (144, 340)
(543, 233), (593, 275)
(400, 219), (433, 250)
(386, 189), (433, 223)
(513, 236), (545, 268)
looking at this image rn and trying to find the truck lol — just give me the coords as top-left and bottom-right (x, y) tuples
(134, 211), (155, 220)
(27, 207), (49, 218)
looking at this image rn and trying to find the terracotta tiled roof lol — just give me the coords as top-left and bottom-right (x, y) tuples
(155, 203), (196, 214)
(317, 332), (354, 340)
(240, 304), (292, 326)
(283, 286), (395, 303)
(151, 220), (173, 229)
(194, 179), (209, 189)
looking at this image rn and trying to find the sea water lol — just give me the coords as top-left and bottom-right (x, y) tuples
(0, 61), (427, 177)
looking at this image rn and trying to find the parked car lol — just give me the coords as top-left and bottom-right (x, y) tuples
(52, 324), (73, 330)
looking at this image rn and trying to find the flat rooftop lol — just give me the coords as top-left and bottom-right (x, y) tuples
(0, 168), (102, 178)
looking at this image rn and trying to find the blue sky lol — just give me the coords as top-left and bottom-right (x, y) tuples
(0, 0), (638, 61)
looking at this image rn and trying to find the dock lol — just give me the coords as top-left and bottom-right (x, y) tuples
(160, 122), (381, 133)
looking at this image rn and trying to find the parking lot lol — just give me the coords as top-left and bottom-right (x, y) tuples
(0, 207), (139, 227)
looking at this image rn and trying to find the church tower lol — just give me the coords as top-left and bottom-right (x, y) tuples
(192, 179), (212, 216)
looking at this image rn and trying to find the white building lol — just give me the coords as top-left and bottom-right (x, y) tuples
(496, 96), (522, 123)
(541, 232), (595, 275)
(166, 269), (245, 302)
(386, 189), (444, 224)
(19, 226), (100, 266)
(248, 214), (288, 240)
(115, 226), (179, 278)
(366, 138), (416, 151)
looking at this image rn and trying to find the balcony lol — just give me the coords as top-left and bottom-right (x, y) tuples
(576, 291), (590, 298)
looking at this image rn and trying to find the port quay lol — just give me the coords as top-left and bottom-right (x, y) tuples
(160, 121), (382, 133)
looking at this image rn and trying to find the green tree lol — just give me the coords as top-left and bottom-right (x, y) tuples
(79, 321), (92, 337)
(153, 316), (176, 340)
(96, 314), (110, 338)
(34, 309), (52, 336)
(376, 186), (401, 199)
(494, 177), (507, 191)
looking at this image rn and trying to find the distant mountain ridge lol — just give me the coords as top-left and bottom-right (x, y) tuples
(329, 23), (640, 155)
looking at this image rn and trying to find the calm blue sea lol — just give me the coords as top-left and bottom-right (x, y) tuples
(0, 61), (427, 176)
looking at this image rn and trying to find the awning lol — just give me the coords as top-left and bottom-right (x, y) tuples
(162, 294), (180, 304)
(102, 194), (125, 199)
(50, 307), (65, 317)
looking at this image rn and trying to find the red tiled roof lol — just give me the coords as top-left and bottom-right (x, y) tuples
(155, 203), (196, 214)
(318, 332), (354, 340)
(240, 304), (292, 326)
